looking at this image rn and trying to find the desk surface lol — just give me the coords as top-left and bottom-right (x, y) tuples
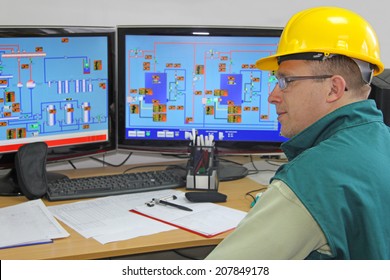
(0, 160), (266, 260)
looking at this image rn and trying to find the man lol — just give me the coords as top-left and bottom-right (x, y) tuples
(206, 6), (390, 259)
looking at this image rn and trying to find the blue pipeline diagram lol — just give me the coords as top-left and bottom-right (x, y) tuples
(0, 36), (109, 142)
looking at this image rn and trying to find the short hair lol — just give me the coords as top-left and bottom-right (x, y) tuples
(309, 55), (370, 92)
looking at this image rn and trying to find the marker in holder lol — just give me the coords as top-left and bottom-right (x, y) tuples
(186, 143), (219, 191)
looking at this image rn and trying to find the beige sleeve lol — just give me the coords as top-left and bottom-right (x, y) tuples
(206, 180), (331, 259)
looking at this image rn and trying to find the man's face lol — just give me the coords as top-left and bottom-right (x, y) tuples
(268, 60), (331, 138)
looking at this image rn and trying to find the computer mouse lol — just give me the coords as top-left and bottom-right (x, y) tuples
(185, 191), (227, 203)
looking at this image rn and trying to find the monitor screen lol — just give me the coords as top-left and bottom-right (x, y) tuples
(0, 26), (116, 192)
(117, 26), (286, 155)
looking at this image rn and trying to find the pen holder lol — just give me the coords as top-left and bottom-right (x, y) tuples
(186, 144), (219, 191)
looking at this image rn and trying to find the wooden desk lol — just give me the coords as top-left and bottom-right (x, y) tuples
(0, 162), (265, 260)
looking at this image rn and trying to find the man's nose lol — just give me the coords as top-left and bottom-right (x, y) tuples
(268, 84), (282, 104)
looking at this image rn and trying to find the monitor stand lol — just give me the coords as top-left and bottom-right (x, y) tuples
(167, 159), (249, 182)
(0, 168), (21, 196)
(217, 161), (249, 181)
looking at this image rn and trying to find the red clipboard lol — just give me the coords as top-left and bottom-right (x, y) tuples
(130, 209), (235, 238)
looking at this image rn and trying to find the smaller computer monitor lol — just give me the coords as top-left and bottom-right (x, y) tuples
(0, 26), (116, 195)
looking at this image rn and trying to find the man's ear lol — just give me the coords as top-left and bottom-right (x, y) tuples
(326, 75), (347, 103)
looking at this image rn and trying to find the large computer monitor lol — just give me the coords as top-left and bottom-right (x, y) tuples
(0, 26), (116, 194)
(117, 26), (286, 158)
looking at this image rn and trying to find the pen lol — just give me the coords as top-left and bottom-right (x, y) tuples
(192, 128), (197, 145)
(153, 198), (193, 212)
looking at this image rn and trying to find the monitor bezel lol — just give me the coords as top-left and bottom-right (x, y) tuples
(117, 25), (284, 155)
(0, 25), (117, 169)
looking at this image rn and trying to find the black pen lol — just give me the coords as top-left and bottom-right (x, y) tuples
(153, 198), (193, 212)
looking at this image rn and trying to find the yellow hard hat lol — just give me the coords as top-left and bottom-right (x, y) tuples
(256, 6), (384, 76)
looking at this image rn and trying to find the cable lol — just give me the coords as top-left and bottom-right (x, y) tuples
(122, 163), (186, 174)
(89, 152), (133, 167)
(245, 186), (268, 201)
(244, 155), (285, 205)
(264, 158), (287, 166)
(161, 153), (190, 159)
(217, 156), (246, 166)
(67, 160), (77, 170)
(246, 155), (281, 174)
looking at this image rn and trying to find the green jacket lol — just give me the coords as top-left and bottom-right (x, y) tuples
(273, 100), (390, 259)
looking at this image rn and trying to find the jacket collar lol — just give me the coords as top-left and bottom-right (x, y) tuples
(281, 100), (383, 160)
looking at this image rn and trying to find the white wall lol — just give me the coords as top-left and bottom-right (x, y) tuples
(2, 0), (388, 64)
(2, 0), (388, 170)
(2, 0), (387, 63)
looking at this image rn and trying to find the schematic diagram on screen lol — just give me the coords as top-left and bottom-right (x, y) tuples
(0, 36), (109, 147)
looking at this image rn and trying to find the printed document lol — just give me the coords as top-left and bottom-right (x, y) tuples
(48, 189), (177, 244)
(0, 199), (69, 249)
(132, 191), (246, 237)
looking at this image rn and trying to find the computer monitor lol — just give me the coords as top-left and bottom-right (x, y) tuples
(117, 26), (286, 179)
(369, 69), (390, 126)
(0, 26), (116, 194)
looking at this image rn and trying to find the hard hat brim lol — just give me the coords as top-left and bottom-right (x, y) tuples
(255, 52), (384, 76)
(255, 54), (279, 71)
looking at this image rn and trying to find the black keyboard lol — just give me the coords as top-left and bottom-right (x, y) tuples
(46, 169), (186, 201)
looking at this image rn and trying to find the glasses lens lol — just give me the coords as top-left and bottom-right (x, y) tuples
(277, 77), (286, 90)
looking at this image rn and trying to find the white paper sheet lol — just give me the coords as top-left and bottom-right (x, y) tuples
(0, 199), (69, 249)
(48, 189), (177, 244)
(133, 192), (247, 237)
